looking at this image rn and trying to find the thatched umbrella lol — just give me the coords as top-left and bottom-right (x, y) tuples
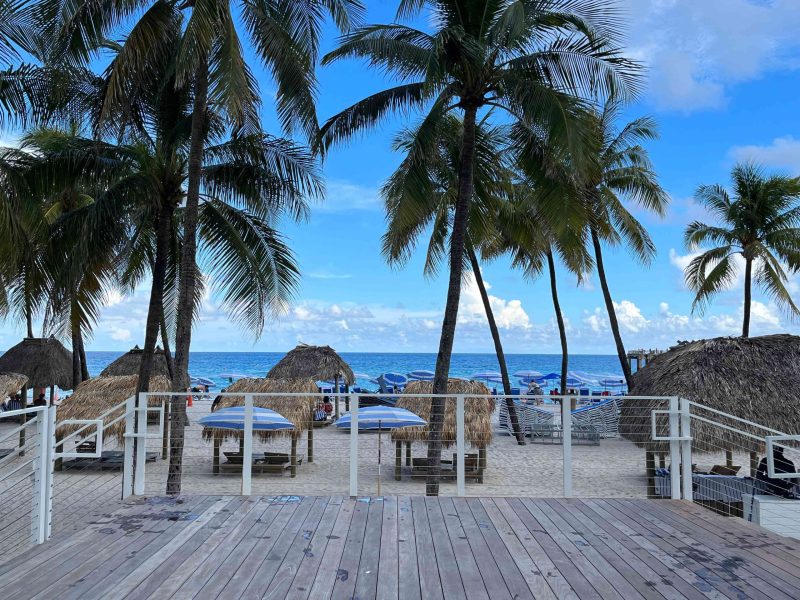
(625, 334), (800, 484)
(266, 344), (354, 418)
(55, 375), (172, 446)
(390, 379), (494, 482)
(100, 345), (171, 378)
(206, 377), (316, 477)
(0, 372), (27, 400)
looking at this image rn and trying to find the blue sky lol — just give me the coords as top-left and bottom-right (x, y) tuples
(5, 0), (800, 354)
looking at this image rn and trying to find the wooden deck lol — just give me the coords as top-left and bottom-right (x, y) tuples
(2, 496), (800, 599)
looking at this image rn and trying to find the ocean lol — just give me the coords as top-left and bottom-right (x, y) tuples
(84, 351), (624, 390)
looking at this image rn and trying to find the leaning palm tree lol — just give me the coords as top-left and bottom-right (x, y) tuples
(685, 163), (800, 337)
(321, 0), (639, 495)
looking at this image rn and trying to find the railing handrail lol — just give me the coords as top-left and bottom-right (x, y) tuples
(137, 391), (668, 400)
(685, 399), (786, 436)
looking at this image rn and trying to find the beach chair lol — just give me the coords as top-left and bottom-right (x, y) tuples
(571, 398), (620, 438)
(523, 404), (557, 440)
(498, 399), (528, 436)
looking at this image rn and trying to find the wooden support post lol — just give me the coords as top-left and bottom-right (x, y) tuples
(750, 451), (758, 478)
(307, 419), (314, 463)
(18, 385), (26, 456)
(478, 446), (486, 484)
(725, 449), (733, 468)
(646, 450), (656, 498)
(290, 437), (298, 478)
(334, 374), (340, 420)
(405, 442), (411, 466)
(161, 399), (169, 460)
(395, 441), (402, 481)
(213, 433), (221, 475)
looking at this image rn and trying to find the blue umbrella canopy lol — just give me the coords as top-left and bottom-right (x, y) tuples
(535, 372), (561, 383)
(191, 376), (216, 388)
(470, 371), (501, 381)
(353, 372), (372, 380)
(335, 406), (426, 430)
(513, 370), (541, 378)
(407, 370), (435, 381)
(199, 407), (294, 431)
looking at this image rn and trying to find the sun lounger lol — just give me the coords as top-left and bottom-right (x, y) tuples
(571, 398), (620, 438)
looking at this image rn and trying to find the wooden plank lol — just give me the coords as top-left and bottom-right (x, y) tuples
(530, 499), (647, 600)
(305, 497), (355, 600)
(330, 497), (370, 600)
(454, 498), (534, 600)
(376, 496), (399, 600)
(410, 496), (444, 600)
(283, 497), (345, 600)
(478, 498), (566, 600)
(439, 497), (500, 600)
(353, 497), (384, 600)
(396, 496), (421, 600)
(257, 497), (331, 599)
(199, 497), (298, 599)
(425, 496), (467, 599)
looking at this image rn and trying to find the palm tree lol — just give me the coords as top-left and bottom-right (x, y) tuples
(321, 0), (639, 495)
(383, 114), (525, 443)
(685, 163), (800, 337)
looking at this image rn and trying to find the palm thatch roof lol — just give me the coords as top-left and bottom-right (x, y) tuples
(0, 372), (27, 398)
(55, 375), (171, 443)
(266, 344), (354, 385)
(204, 378), (316, 442)
(100, 345), (171, 378)
(0, 337), (72, 389)
(624, 334), (800, 453)
(390, 379), (494, 448)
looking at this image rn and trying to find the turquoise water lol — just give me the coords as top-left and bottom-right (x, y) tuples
(84, 351), (623, 390)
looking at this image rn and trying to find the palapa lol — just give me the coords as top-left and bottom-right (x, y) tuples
(0, 337), (72, 389)
(625, 334), (800, 453)
(266, 344), (354, 385)
(0, 372), (27, 399)
(55, 375), (171, 443)
(100, 345), (171, 378)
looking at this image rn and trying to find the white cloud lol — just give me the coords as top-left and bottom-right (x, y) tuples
(307, 271), (353, 280)
(458, 272), (531, 330)
(729, 136), (800, 171)
(613, 300), (649, 333)
(318, 180), (381, 211)
(624, 0), (800, 112)
(108, 326), (132, 342)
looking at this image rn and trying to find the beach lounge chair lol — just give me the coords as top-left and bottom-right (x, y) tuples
(498, 399), (530, 436)
(571, 398), (620, 438)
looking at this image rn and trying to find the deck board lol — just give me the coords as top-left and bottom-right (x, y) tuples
(1, 496), (798, 600)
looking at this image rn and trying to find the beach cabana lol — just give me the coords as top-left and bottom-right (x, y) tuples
(206, 377), (316, 477)
(391, 379), (494, 483)
(99, 345), (171, 378)
(0, 372), (27, 402)
(266, 344), (354, 418)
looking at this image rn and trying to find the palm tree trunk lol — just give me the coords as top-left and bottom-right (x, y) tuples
(467, 245), (524, 444)
(546, 249), (569, 394)
(591, 227), (632, 388)
(743, 256), (753, 337)
(71, 308), (81, 390)
(168, 62), (208, 495)
(25, 296), (33, 338)
(427, 104), (478, 496)
(160, 315), (174, 381)
(78, 333), (89, 381)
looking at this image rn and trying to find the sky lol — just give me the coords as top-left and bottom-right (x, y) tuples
(4, 0), (800, 355)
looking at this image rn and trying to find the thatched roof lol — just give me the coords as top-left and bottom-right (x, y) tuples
(100, 345), (171, 378)
(390, 379), (494, 448)
(0, 372), (27, 398)
(266, 344), (354, 385)
(624, 334), (800, 452)
(0, 337), (72, 389)
(56, 375), (171, 443)
(205, 377), (316, 442)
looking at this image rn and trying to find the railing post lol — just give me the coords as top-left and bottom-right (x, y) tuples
(669, 397), (681, 500)
(349, 394), (358, 497)
(122, 395), (135, 499)
(134, 393), (147, 495)
(679, 398), (693, 501)
(45, 404), (56, 539)
(31, 407), (48, 544)
(241, 394), (253, 495)
(456, 395), (465, 497)
(562, 396), (572, 497)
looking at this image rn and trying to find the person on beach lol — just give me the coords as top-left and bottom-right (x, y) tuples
(756, 445), (798, 498)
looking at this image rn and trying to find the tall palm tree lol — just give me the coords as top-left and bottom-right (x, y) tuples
(321, 0), (639, 495)
(685, 163), (800, 337)
(383, 114), (525, 443)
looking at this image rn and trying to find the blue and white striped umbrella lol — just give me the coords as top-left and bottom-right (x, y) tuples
(190, 376), (216, 388)
(199, 407), (294, 431)
(513, 370), (541, 378)
(470, 371), (501, 382)
(407, 370), (435, 381)
(335, 405), (426, 430)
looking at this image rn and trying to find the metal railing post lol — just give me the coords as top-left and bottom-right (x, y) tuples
(679, 398), (693, 501)
(134, 393), (147, 495)
(349, 394), (358, 497)
(31, 408), (48, 544)
(669, 397), (681, 500)
(241, 394), (253, 495)
(562, 396), (572, 497)
(122, 395), (135, 499)
(45, 404), (56, 539)
(456, 395), (465, 497)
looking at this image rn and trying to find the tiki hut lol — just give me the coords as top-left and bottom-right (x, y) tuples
(0, 372), (27, 400)
(391, 379), (495, 482)
(55, 375), (172, 445)
(205, 377), (317, 477)
(100, 345), (171, 378)
(267, 344), (354, 418)
(0, 337), (72, 390)
(624, 334), (800, 482)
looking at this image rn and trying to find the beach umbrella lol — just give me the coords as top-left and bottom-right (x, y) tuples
(353, 372), (372, 380)
(100, 346), (170, 378)
(470, 371), (501, 382)
(219, 372), (247, 383)
(407, 370), (435, 381)
(377, 372), (408, 392)
(513, 370), (541, 378)
(336, 406), (426, 494)
(190, 376), (216, 388)
(199, 406), (294, 431)
(600, 377), (626, 388)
